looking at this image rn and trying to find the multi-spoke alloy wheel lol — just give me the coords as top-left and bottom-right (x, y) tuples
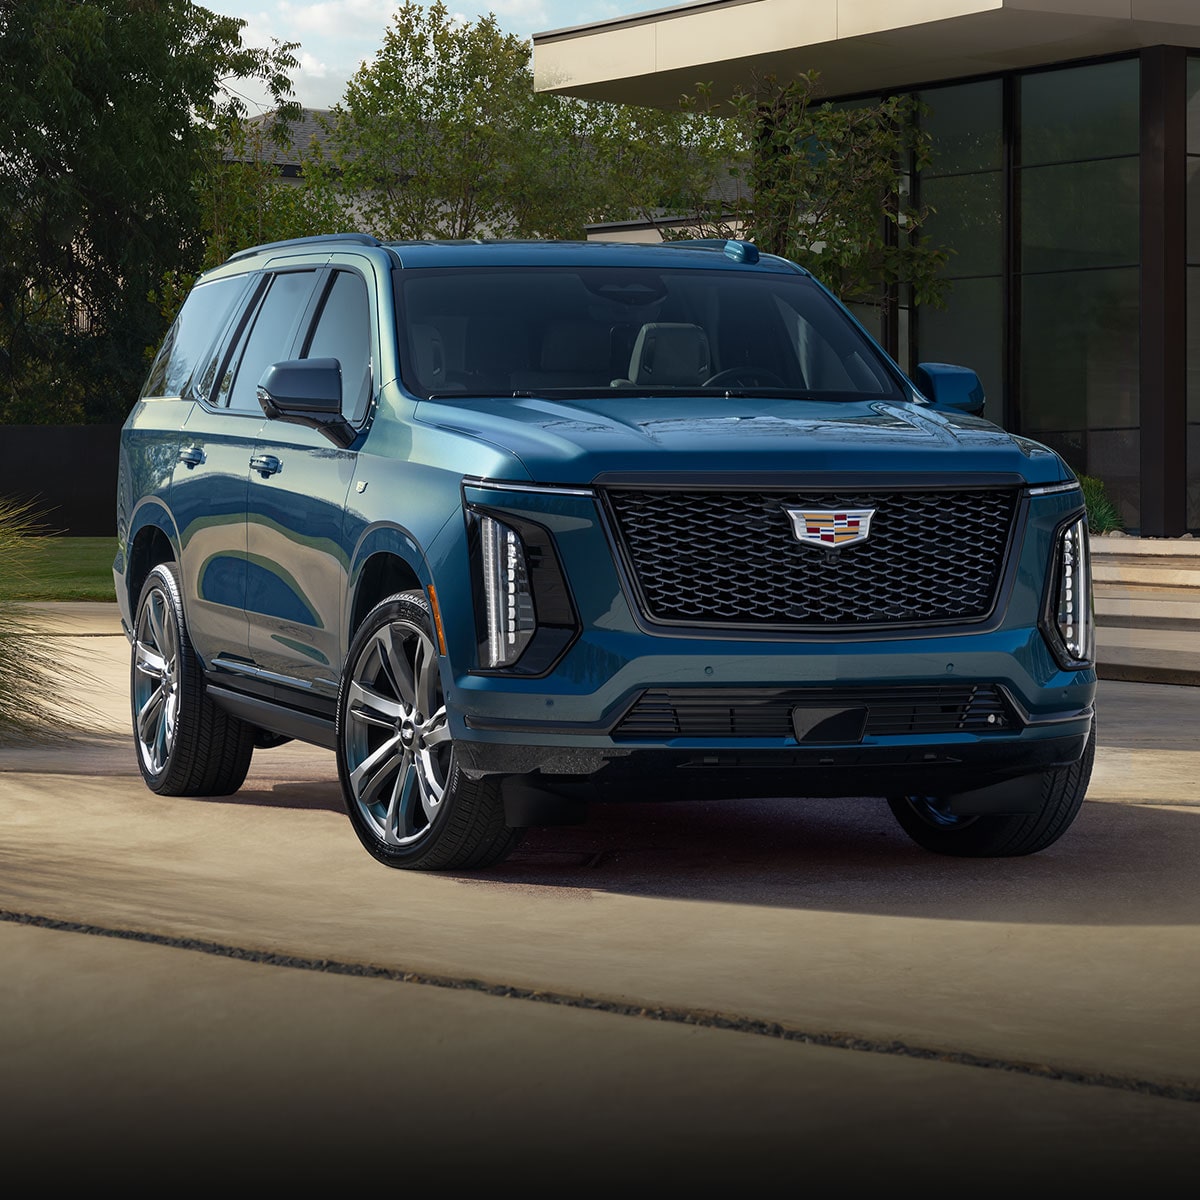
(336, 590), (521, 871)
(130, 562), (254, 796)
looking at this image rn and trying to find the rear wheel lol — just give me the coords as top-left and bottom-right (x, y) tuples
(131, 561), (255, 796)
(888, 718), (1095, 857)
(336, 590), (523, 871)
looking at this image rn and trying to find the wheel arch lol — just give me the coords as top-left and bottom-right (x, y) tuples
(347, 525), (429, 643)
(124, 500), (180, 619)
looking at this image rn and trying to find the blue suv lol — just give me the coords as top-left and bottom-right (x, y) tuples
(114, 234), (1096, 870)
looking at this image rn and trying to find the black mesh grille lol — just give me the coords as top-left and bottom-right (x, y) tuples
(603, 487), (1018, 628)
(615, 685), (1017, 739)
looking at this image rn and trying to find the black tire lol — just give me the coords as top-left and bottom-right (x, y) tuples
(336, 590), (523, 871)
(887, 718), (1096, 857)
(130, 561), (255, 796)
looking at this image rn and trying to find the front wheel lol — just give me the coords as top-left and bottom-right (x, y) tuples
(888, 719), (1096, 857)
(336, 590), (523, 871)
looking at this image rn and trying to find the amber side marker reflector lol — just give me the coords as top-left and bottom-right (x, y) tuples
(427, 585), (448, 656)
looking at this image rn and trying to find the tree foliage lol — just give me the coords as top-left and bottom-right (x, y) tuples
(682, 71), (950, 311)
(319, 2), (730, 241)
(0, 2), (952, 427)
(0, 0), (301, 423)
(155, 115), (352, 326)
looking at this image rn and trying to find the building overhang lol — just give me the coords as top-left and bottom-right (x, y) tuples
(533, 0), (1200, 106)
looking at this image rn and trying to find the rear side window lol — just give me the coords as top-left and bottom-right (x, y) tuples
(140, 275), (249, 399)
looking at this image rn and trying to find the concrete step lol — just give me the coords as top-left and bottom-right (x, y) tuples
(1090, 536), (1200, 684)
(1091, 535), (1200, 583)
(1094, 592), (1200, 629)
(1095, 625), (1200, 686)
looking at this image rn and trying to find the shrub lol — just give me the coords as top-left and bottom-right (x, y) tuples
(0, 498), (70, 741)
(1079, 475), (1123, 534)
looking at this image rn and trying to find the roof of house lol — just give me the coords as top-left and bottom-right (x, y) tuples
(229, 108), (336, 171)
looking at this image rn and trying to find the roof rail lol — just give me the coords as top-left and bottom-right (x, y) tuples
(226, 232), (382, 264)
(661, 238), (760, 264)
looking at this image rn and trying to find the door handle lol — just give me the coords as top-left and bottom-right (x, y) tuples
(249, 454), (282, 478)
(178, 446), (205, 469)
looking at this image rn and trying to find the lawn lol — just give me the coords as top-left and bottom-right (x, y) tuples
(2, 537), (117, 602)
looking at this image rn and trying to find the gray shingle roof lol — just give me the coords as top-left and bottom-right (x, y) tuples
(230, 108), (335, 169)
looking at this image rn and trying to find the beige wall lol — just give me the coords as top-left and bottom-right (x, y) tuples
(534, 0), (1200, 106)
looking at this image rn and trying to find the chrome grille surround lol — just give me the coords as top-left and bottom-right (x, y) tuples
(602, 485), (1020, 629)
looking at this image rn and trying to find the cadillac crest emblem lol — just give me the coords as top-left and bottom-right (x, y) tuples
(784, 506), (875, 549)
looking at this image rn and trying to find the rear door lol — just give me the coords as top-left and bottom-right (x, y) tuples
(174, 267), (322, 673)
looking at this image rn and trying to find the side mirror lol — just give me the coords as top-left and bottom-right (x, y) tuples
(257, 358), (356, 448)
(914, 362), (986, 417)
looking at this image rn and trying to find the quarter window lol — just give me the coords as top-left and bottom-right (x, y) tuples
(140, 274), (249, 399)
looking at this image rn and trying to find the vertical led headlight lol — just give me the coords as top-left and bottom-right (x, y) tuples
(1047, 513), (1094, 667)
(480, 513), (536, 668)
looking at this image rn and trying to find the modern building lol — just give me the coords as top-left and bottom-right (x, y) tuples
(533, 1), (1200, 536)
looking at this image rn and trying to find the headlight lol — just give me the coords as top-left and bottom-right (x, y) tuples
(468, 500), (579, 675)
(479, 513), (536, 668)
(1045, 513), (1094, 668)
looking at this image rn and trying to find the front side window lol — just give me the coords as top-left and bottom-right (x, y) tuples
(397, 266), (904, 402)
(303, 269), (373, 422)
(224, 270), (318, 411)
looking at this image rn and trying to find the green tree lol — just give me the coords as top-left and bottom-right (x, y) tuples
(0, 0), (301, 424)
(319, 2), (729, 241)
(324, 2), (543, 239)
(561, 96), (739, 239)
(683, 71), (950, 311)
(156, 114), (352, 326)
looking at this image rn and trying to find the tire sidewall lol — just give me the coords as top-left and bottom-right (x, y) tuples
(888, 717), (1096, 858)
(336, 590), (459, 868)
(131, 561), (190, 793)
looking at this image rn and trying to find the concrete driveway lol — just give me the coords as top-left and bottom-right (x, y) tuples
(2, 604), (1198, 1188)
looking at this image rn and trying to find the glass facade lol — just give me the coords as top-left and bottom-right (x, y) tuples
(1017, 59), (1141, 526)
(1188, 58), (1200, 530)
(917, 80), (1003, 425)
(909, 58), (1148, 529)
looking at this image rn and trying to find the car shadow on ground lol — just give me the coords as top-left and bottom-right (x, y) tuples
(6, 701), (1197, 926)
(459, 792), (1200, 925)
(222, 767), (1200, 926)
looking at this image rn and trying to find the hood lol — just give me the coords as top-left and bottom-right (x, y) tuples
(414, 393), (1072, 487)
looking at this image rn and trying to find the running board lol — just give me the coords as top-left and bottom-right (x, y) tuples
(207, 685), (337, 750)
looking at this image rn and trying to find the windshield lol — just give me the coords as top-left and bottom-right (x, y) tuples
(396, 264), (904, 402)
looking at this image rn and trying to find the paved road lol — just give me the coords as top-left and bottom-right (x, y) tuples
(2, 605), (1198, 1188)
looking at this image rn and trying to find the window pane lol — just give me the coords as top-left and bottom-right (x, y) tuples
(1019, 58), (1139, 165)
(1189, 159), (1200, 265)
(1189, 268), (1200, 425)
(921, 173), (1003, 277)
(1019, 158), (1139, 272)
(917, 277), (1003, 426)
(228, 271), (316, 411)
(140, 275), (247, 399)
(920, 79), (1002, 174)
(1188, 57), (1200, 156)
(1189, 268), (1200, 529)
(1020, 267), (1139, 525)
(305, 271), (372, 421)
